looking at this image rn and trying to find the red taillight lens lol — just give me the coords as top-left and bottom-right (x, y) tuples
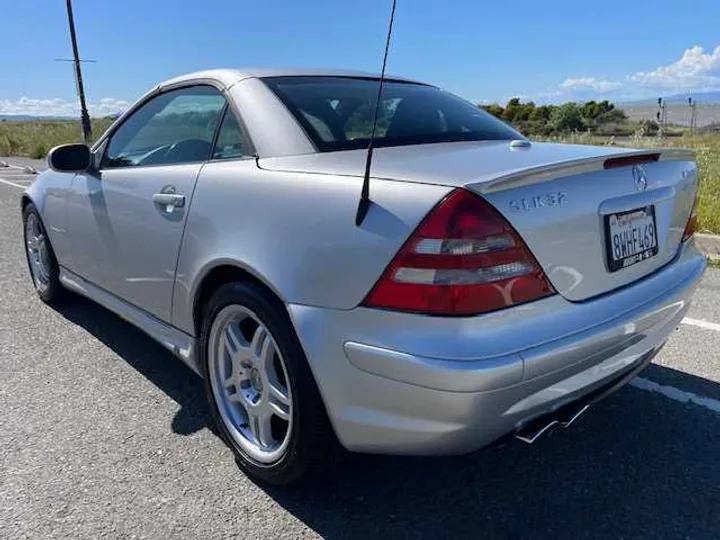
(362, 189), (555, 315)
(683, 195), (699, 242)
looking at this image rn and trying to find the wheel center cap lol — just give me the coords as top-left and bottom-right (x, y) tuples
(250, 368), (263, 392)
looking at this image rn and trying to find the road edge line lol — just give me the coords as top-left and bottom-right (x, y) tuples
(630, 376), (720, 413)
(0, 177), (27, 190)
(682, 317), (720, 333)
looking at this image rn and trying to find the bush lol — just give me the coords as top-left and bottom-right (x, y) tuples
(31, 143), (49, 159)
(480, 104), (504, 119)
(550, 103), (585, 132)
(529, 105), (554, 123)
(502, 98), (522, 122)
(637, 119), (659, 136)
(596, 108), (627, 124)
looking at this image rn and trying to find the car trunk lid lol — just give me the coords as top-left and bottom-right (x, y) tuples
(474, 150), (697, 301)
(259, 141), (698, 301)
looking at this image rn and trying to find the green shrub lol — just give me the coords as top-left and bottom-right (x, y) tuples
(31, 143), (49, 159)
(480, 103), (504, 119)
(550, 103), (586, 132)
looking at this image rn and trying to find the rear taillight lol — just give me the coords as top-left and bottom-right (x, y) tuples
(683, 194), (699, 242)
(362, 189), (555, 315)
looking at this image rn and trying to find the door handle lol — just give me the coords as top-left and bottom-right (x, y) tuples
(152, 192), (185, 208)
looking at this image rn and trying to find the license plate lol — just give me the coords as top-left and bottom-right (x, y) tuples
(604, 206), (658, 272)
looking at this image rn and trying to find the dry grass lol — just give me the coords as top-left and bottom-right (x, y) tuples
(0, 118), (114, 159)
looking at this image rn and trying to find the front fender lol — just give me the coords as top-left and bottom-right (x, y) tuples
(23, 170), (76, 268)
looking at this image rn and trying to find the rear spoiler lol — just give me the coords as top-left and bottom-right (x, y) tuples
(471, 148), (696, 194)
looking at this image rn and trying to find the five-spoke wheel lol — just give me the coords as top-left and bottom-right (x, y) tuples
(22, 203), (63, 302)
(208, 305), (293, 463)
(25, 212), (52, 288)
(201, 281), (337, 485)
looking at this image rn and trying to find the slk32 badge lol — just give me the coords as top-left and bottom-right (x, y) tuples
(509, 192), (568, 212)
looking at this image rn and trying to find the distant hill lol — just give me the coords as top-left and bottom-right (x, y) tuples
(1, 113), (122, 122)
(0, 114), (76, 122)
(621, 91), (720, 106)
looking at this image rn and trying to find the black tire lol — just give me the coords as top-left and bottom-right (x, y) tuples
(22, 203), (65, 303)
(200, 281), (338, 485)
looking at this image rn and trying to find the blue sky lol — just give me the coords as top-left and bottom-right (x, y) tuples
(1, 0), (719, 116)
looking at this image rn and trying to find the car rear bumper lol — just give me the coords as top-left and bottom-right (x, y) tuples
(288, 241), (706, 455)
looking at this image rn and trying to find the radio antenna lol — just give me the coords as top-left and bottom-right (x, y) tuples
(355, 0), (397, 227)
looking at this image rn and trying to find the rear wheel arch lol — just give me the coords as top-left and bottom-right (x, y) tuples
(192, 263), (286, 338)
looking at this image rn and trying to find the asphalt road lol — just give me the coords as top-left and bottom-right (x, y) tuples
(1, 158), (719, 539)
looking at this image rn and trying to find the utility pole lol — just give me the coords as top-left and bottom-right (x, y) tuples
(688, 97), (698, 135)
(656, 98), (665, 137)
(65, 0), (92, 142)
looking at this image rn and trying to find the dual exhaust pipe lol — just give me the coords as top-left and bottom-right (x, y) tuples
(510, 348), (659, 445)
(514, 402), (591, 444)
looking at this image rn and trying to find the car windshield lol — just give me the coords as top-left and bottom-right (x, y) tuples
(263, 76), (522, 152)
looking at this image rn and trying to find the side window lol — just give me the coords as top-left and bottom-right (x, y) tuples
(103, 86), (226, 168)
(212, 110), (248, 160)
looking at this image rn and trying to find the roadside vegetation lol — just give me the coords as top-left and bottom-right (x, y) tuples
(480, 99), (658, 138)
(0, 117), (113, 159)
(0, 100), (718, 232)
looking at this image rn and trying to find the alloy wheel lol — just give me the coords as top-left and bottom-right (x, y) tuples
(25, 213), (51, 288)
(208, 305), (293, 463)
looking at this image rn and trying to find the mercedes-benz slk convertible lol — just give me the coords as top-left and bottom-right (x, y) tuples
(21, 69), (705, 484)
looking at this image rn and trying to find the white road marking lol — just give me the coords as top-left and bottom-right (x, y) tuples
(631, 376), (720, 413)
(0, 177), (27, 189)
(3, 164), (38, 174)
(682, 317), (720, 332)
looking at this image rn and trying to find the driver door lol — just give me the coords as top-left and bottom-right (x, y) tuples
(68, 85), (226, 323)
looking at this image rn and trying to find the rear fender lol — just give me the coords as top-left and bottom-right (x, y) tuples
(171, 160), (452, 335)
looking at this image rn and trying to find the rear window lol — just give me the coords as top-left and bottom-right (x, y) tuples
(263, 76), (522, 152)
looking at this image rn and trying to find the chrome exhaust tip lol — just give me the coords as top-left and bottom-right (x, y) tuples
(514, 404), (590, 444)
(511, 352), (657, 446)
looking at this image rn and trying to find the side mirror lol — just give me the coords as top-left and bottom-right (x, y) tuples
(47, 143), (91, 173)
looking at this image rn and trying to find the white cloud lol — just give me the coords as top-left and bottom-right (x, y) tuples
(559, 77), (623, 93)
(555, 45), (720, 100)
(628, 45), (720, 89)
(0, 97), (131, 117)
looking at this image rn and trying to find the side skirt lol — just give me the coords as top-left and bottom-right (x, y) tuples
(59, 267), (202, 376)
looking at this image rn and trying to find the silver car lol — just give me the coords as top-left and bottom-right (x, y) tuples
(22, 68), (705, 485)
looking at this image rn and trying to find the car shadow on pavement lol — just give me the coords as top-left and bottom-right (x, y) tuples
(268, 375), (720, 540)
(52, 295), (720, 540)
(50, 295), (211, 437)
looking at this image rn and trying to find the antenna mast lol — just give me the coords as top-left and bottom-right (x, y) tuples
(355, 0), (397, 227)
